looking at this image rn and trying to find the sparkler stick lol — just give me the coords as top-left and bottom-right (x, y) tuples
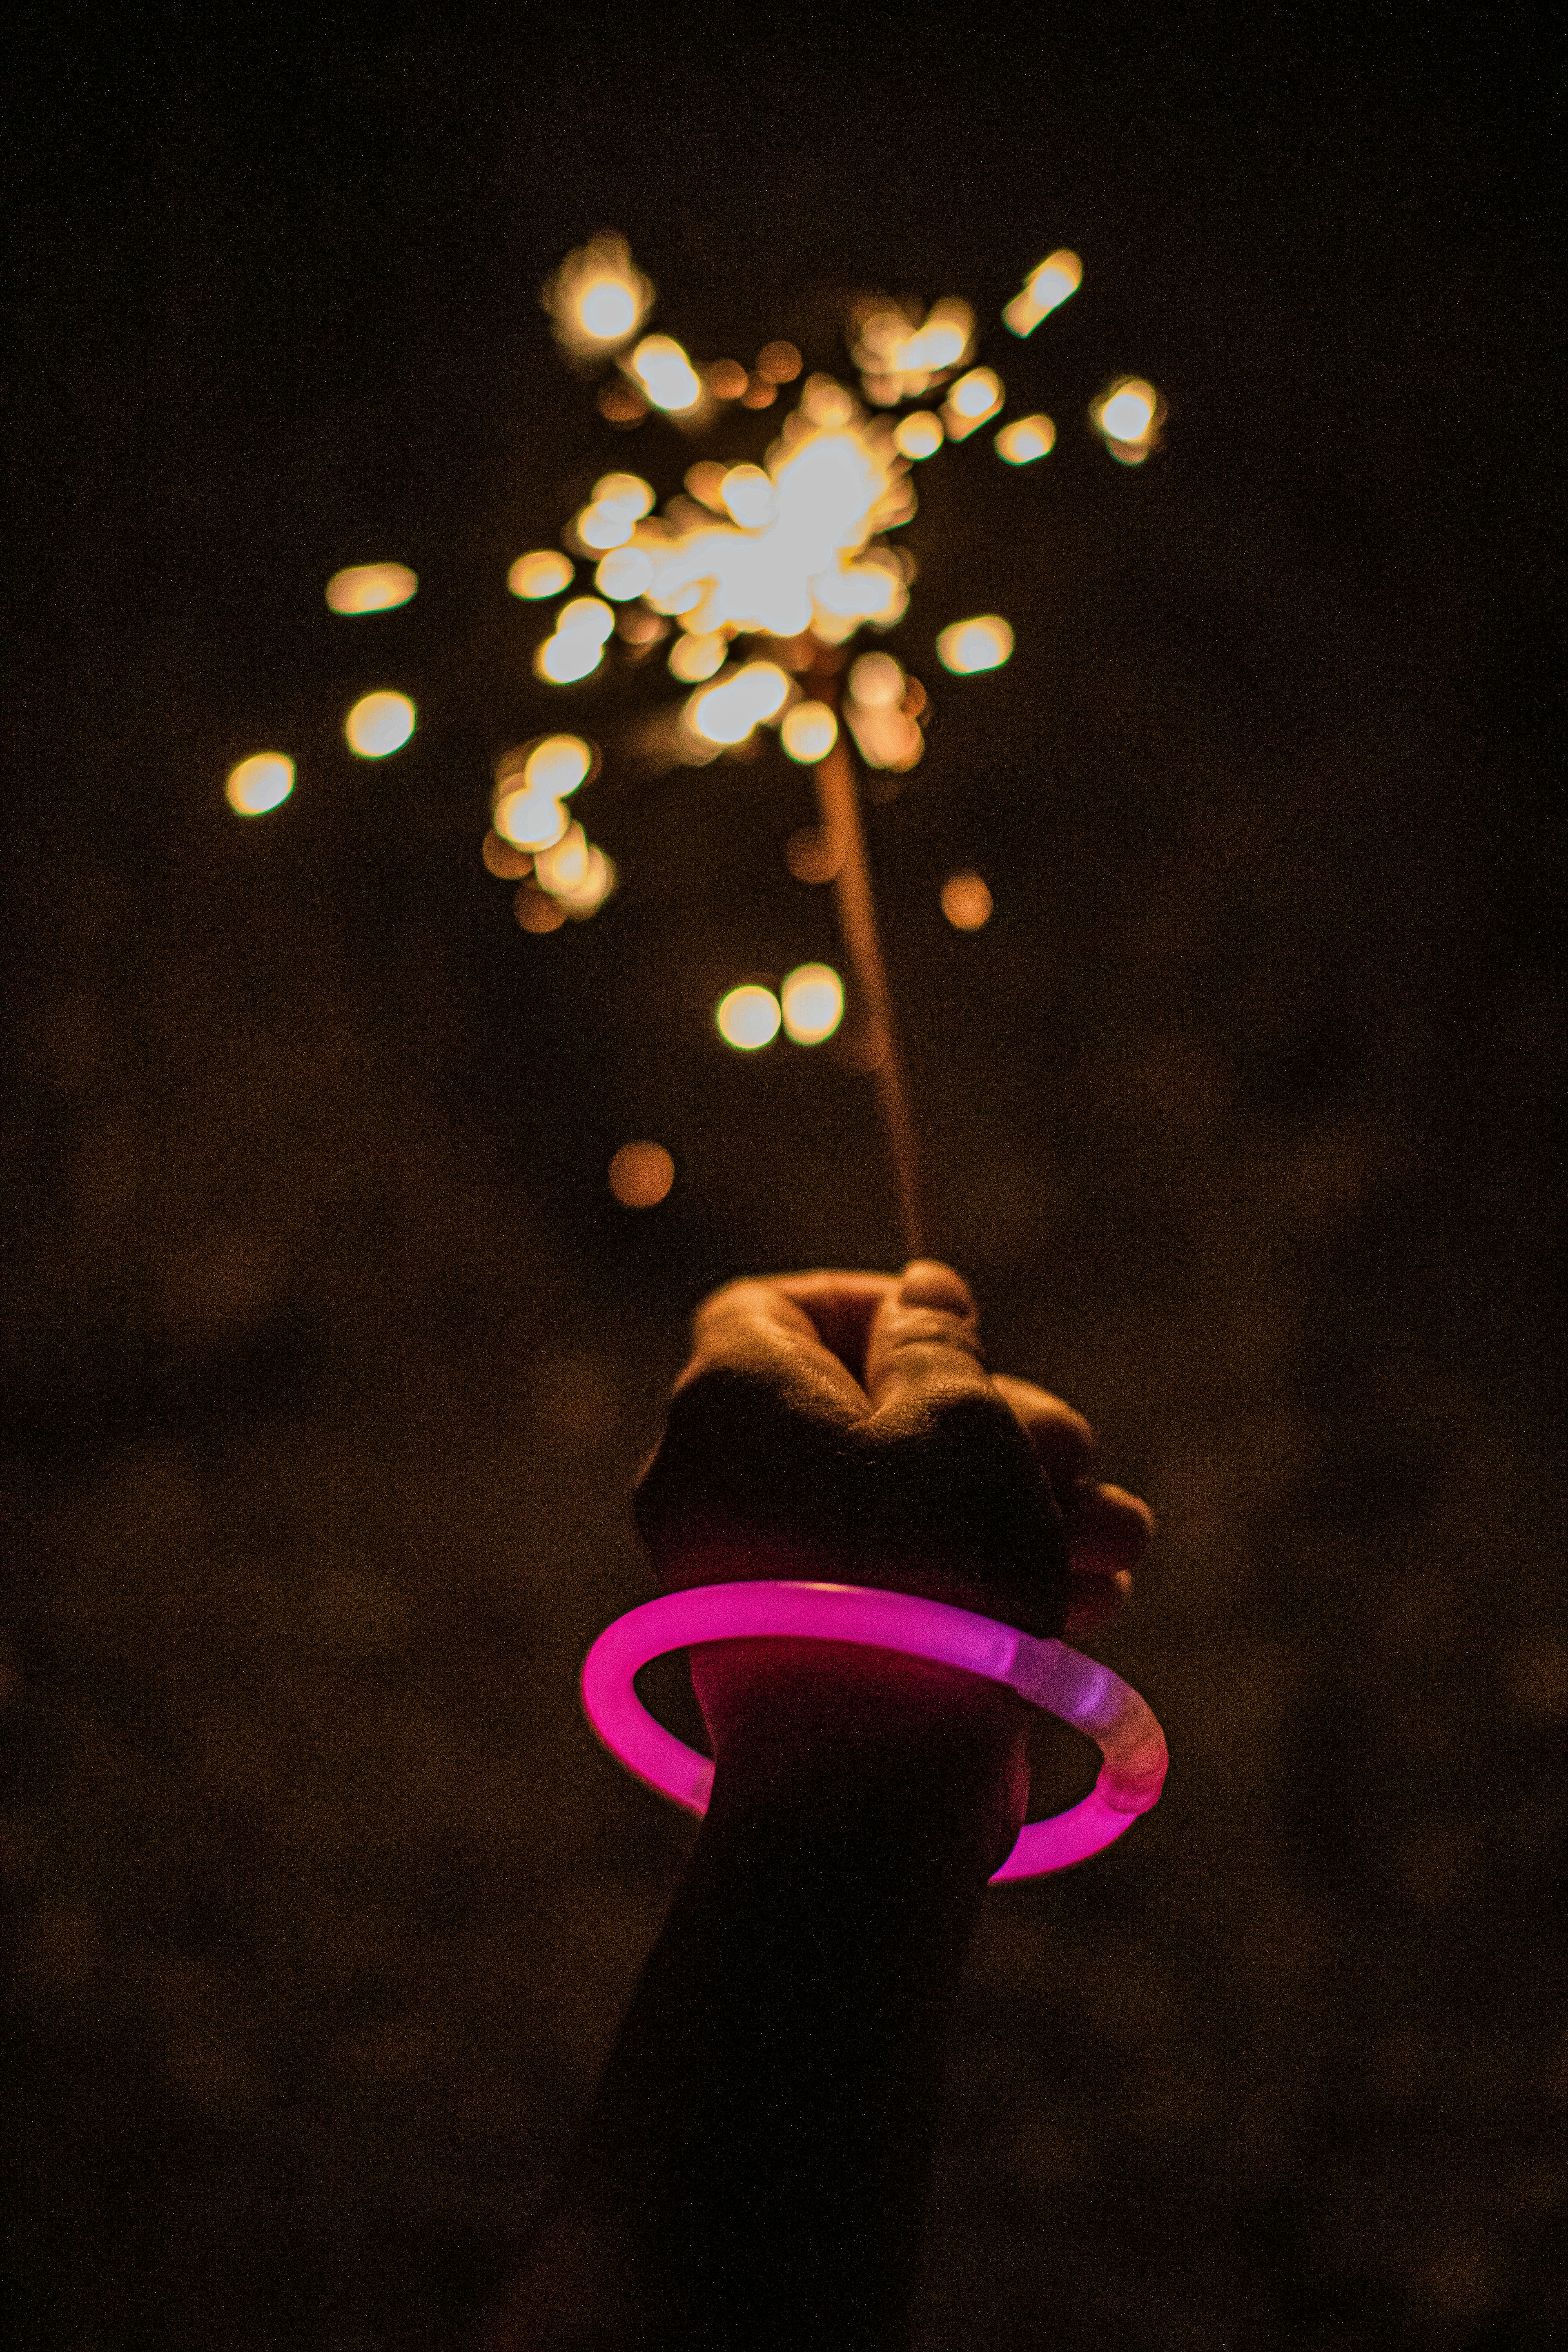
(807, 703), (926, 1257)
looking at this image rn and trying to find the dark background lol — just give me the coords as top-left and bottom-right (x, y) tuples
(6, 7), (1562, 2347)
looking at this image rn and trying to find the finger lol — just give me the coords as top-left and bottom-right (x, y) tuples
(990, 1374), (1097, 1498)
(767, 1270), (900, 1388)
(684, 1276), (877, 1417)
(1063, 1481), (1155, 1578)
(862, 1261), (989, 1420)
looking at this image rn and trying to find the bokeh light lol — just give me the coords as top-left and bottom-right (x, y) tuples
(757, 341), (803, 383)
(936, 616), (1014, 674)
(225, 753), (295, 816)
(631, 335), (704, 414)
(893, 411), (944, 460)
(943, 368), (1004, 439)
(514, 884), (568, 933)
(493, 786), (568, 852)
(533, 822), (589, 895)
(687, 661), (791, 746)
(550, 844), (616, 916)
(482, 831), (532, 879)
(716, 985), (782, 1050)
(1093, 378), (1162, 463)
(509, 550), (574, 600)
(545, 235), (653, 353)
(344, 691), (416, 757)
(1003, 250), (1083, 338)
(523, 735), (594, 796)
(942, 871), (994, 929)
(785, 824), (843, 882)
(706, 360), (748, 401)
(537, 599), (615, 685)
(996, 414), (1056, 464)
(325, 563), (417, 615)
(780, 701), (839, 763)
(608, 1140), (675, 1207)
(595, 547), (655, 600)
(781, 963), (844, 1044)
(668, 630), (727, 684)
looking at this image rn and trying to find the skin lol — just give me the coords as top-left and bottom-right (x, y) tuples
(488, 1262), (1152, 2351)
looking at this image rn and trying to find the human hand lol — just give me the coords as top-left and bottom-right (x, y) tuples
(633, 1261), (1152, 1815)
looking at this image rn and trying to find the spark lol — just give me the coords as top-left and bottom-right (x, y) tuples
(345, 692), (416, 756)
(326, 563), (417, 614)
(1003, 250), (1082, 338)
(936, 616), (1013, 675)
(226, 753), (294, 815)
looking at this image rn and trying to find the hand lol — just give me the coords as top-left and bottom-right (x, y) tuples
(633, 1261), (1152, 1821)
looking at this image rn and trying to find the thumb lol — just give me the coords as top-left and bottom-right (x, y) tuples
(863, 1260), (989, 1422)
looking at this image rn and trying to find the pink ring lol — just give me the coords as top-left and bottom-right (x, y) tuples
(581, 1581), (1168, 1881)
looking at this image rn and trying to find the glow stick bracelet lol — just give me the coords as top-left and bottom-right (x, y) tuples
(581, 1580), (1167, 1880)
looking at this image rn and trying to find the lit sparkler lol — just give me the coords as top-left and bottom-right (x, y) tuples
(223, 235), (1162, 1248)
(501, 237), (1163, 1246)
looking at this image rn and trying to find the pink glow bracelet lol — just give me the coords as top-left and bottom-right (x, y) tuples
(581, 1580), (1168, 1881)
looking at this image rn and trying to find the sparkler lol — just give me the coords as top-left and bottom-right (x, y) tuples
(226, 235), (1162, 1254)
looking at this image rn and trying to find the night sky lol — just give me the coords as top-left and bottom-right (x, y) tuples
(7, 11), (1562, 2348)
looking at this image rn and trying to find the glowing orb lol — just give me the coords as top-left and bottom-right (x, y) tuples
(493, 787), (568, 852)
(936, 616), (1014, 675)
(943, 368), (1004, 439)
(996, 414), (1056, 464)
(716, 985), (782, 1051)
(781, 964), (844, 1045)
(345, 692), (416, 757)
(225, 753), (294, 815)
(522, 735), (594, 796)
(780, 702), (839, 763)
(894, 411), (944, 460)
(1003, 250), (1082, 338)
(942, 872), (993, 929)
(509, 550), (574, 600)
(325, 563), (417, 615)
(1094, 378), (1162, 462)
(631, 335), (704, 414)
(608, 1141), (675, 1207)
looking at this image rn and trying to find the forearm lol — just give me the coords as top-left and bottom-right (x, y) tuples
(494, 1706), (1021, 2350)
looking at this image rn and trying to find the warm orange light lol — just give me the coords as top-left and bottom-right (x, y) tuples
(546, 235), (653, 353)
(1003, 250), (1082, 338)
(536, 633), (604, 684)
(757, 341), (803, 383)
(608, 1140), (675, 1207)
(551, 844), (616, 916)
(852, 298), (973, 401)
(780, 701), (838, 763)
(515, 884), (568, 933)
(848, 652), (904, 707)
(523, 735), (594, 796)
(716, 985), (782, 1050)
(326, 563), (417, 615)
(345, 691), (416, 756)
(719, 464), (775, 528)
(996, 414), (1056, 464)
(594, 473), (655, 517)
(631, 334), (704, 414)
(893, 411), (944, 460)
(785, 824), (843, 883)
(668, 630), (727, 684)
(687, 661), (791, 746)
(493, 786), (568, 852)
(942, 872), (994, 929)
(577, 503), (636, 551)
(595, 547), (655, 600)
(844, 655), (923, 771)
(942, 367), (1003, 439)
(509, 550), (574, 600)
(706, 360), (749, 401)
(936, 615), (1013, 674)
(780, 963), (844, 1045)
(1093, 378), (1162, 461)
(226, 753), (295, 815)
(533, 822), (590, 895)
(482, 830), (532, 879)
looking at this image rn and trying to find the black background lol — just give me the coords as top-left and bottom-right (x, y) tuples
(7, 7), (1562, 2346)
